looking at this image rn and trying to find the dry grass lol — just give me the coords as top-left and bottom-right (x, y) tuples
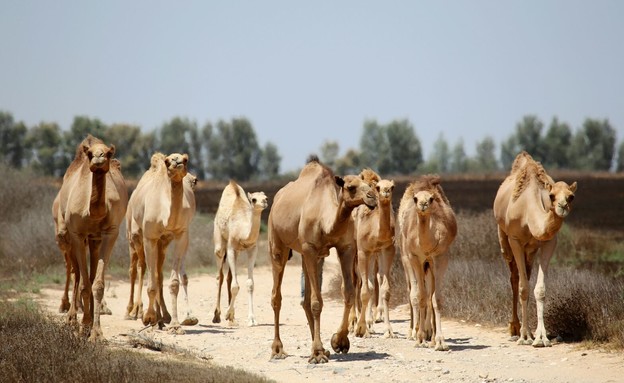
(0, 299), (273, 383)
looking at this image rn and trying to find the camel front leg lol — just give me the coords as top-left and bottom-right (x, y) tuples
(379, 246), (395, 338)
(245, 245), (258, 326)
(301, 246), (329, 364)
(354, 249), (372, 338)
(431, 253), (449, 351)
(90, 229), (119, 341)
(533, 239), (556, 347)
(212, 240), (226, 323)
(331, 244), (356, 357)
(509, 240), (533, 345)
(179, 261), (198, 326)
(166, 233), (190, 334)
(224, 243), (240, 326)
(142, 238), (161, 328)
(413, 260), (429, 348)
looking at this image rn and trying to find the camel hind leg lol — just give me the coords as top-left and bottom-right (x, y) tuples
(378, 245), (395, 338)
(270, 245), (290, 360)
(224, 242), (240, 326)
(498, 226), (521, 338)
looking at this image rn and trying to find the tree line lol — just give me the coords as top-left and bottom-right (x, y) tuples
(0, 110), (622, 180)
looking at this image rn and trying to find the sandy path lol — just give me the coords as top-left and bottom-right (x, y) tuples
(39, 256), (623, 383)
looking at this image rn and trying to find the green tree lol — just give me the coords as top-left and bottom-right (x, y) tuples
(542, 117), (572, 169)
(0, 112), (29, 168)
(569, 118), (616, 171)
(319, 140), (340, 169)
(135, 131), (159, 174)
(335, 148), (361, 175)
(207, 118), (261, 181)
(26, 122), (62, 176)
(500, 136), (518, 170)
(616, 141), (624, 172)
(200, 122), (213, 178)
(258, 142), (281, 180)
(384, 119), (422, 174)
(359, 120), (389, 172)
(0, 111), (14, 157)
(450, 139), (468, 173)
(105, 124), (143, 177)
(424, 133), (450, 173)
(471, 136), (498, 172)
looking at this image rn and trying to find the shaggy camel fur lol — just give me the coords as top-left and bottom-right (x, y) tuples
(493, 151), (577, 347)
(125, 172), (198, 327)
(268, 157), (377, 364)
(55, 135), (128, 340)
(398, 174), (457, 351)
(126, 152), (196, 333)
(351, 169), (396, 338)
(212, 180), (268, 326)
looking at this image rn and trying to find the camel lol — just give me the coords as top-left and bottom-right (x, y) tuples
(493, 151), (577, 347)
(212, 180), (268, 326)
(126, 152), (196, 334)
(351, 169), (396, 338)
(55, 135), (128, 341)
(52, 191), (73, 313)
(268, 156), (377, 364)
(398, 174), (457, 351)
(125, 172), (198, 328)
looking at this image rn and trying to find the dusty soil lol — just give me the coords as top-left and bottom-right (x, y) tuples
(39, 256), (624, 383)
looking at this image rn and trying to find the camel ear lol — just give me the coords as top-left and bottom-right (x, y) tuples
(545, 183), (553, 192)
(182, 153), (189, 163)
(569, 182), (577, 193)
(82, 144), (90, 155)
(334, 176), (345, 188)
(108, 145), (116, 158)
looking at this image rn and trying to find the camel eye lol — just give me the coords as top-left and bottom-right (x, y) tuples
(347, 185), (356, 193)
(428, 197), (434, 204)
(549, 194), (556, 202)
(252, 198), (257, 203)
(567, 195), (575, 203)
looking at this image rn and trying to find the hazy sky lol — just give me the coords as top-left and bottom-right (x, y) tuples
(1, 1), (622, 172)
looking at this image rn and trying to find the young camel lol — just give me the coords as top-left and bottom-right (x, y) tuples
(55, 135), (128, 340)
(125, 172), (198, 327)
(212, 180), (268, 326)
(269, 156), (377, 364)
(352, 168), (396, 338)
(493, 151), (577, 347)
(126, 152), (196, 334)
(398, 174), (457, 351)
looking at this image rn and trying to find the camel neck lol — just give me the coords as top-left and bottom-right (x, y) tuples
(377, 199), (394, 240)
(417, 212), (438, 254)
(90, 171), (107, 219)
(531, 208), (564, 242)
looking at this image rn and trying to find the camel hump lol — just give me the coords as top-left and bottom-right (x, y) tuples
(228, 180), (242, 198)
(360, 168), (380, 187)
(306, 154), (320, 164)
(149, 152), (166, 170)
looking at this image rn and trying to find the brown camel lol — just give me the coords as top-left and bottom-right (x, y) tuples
(398, 174), (457, 351)
(352, 169), (396, 338)
(55, 135), (128, 340)
(126, 152), (196, 334)
(125, 172), (198, 327)
(268, 156), (377, 364)
(493, 151), (577, 347)
(52, 191), (73, 313)
(212, 180), (268, 326)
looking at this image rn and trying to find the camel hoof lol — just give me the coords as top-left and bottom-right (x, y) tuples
(532, 338), (551, 347)
(517, 338), (533, 346)
(181, 316), (199, 326)
(212, 315), (221, 324)
(247, 318), (257, 327)
(308, 350), (330, 364)
(384, 331), (396, 339)
(434, 341), (449, 351)
(271, 352), (288, 360)
(167, 325), (185, 335)
(162, 313), (172, 325)
(330, 333), (350, 354)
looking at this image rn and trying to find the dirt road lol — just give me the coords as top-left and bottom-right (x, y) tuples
(39, 256), (623, 383)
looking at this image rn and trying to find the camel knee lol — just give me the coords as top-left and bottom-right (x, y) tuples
(519, 284), (530, 301)
(169, 278), (180, 296)
(92, 281), (104, 302)
(534, 285), (545, 301)
(246, 279), (254, 293)
(311, 300), (323, 315)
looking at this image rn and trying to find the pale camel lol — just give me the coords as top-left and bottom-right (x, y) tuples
(351, 169), (396, 338)
(126, 152), (196, 334)
(493, 151), (577, 347)
(398, 174), (457, 351)
(212, 180), (268, 326)
(55, 135), (128, 341)
(268, 156), (377, 364)
(125, 172), (198, 328)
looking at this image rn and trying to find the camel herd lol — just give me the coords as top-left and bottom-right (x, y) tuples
(52, 135), (578, 364)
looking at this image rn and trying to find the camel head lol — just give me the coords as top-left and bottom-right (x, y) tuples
(413, 190), (435, 214)
(184, 173), (198, 191)
(164, 153), (189, 183)
(547, 181), (577, 218)
(247, 191), (269, 211)
(376, 179), (395, 203)
(335, 174), (377, 210)
(83, 141), (115, 174)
